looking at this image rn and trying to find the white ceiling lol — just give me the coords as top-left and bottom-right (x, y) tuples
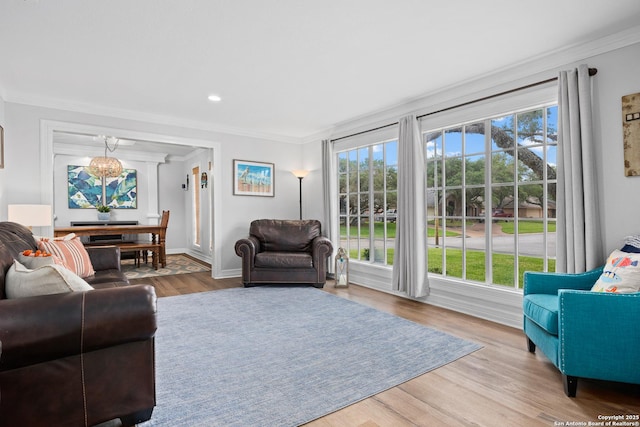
(2, 0), (640, 143)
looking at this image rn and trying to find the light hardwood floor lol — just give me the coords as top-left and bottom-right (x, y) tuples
(131, 269), (640, 427)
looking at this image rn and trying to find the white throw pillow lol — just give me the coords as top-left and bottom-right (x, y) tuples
(591, 249), (640, 293)
(5, 260), (94, 299)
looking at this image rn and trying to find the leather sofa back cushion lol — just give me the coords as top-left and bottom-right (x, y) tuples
(0, 222), (40, 298)
(250, 219), (321, 252)
(5, 260), (94, 299)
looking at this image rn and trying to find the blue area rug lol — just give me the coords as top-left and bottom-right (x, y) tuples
(140, 287), (482, 426)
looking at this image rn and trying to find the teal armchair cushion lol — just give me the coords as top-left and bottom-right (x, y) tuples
(523, 294), (558, 335)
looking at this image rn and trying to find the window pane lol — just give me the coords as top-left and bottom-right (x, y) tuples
(359, 147), (369, 192)
(491, 115), (514, 151)
(339, 173), (347, 193)
(517, 109), (544, 146)
(466, 188), (484, 219)
(547, 106), (558, 144)
(492, 151), (514, 184)
(465, 122), (485, 154)
(387, 165), (398, 191)
(492, 185), (514, 216)
(492, 230), (515, 286)
(518, 183), (544, 218)
(466, 155), (485, 185)
(445, 157), (463, 186)
(338, 152), (348, 173)
(445, 127), (462, 156)
(466, 250), (485, 282)
(517, 146), (544, 182)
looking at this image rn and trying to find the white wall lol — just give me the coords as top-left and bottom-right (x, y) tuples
(0, 95), (5, 214)
(0, 102), (304, 277)
(589, 43), (640, 251)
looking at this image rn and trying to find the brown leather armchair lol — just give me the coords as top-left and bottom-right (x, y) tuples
(235, 219), (333, 288)
(0, 222), (157, 426)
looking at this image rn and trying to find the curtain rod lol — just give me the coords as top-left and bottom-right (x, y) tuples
(416, 67), (597, 120)
(331, 67), (597, 142)
(331, 121), (399, 143)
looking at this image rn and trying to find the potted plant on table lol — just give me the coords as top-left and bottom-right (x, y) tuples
(97, 204), (111, 221)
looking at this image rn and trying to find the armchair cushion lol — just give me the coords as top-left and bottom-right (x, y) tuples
(255, 251), (313, 268)
(523, 294), (558, 335)
(591, 249), (640, 293)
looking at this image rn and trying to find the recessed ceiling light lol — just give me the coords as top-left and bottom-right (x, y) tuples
(208, 94), (222, 102)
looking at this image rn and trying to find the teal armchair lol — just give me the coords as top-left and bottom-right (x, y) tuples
(523, 268), (640, 397)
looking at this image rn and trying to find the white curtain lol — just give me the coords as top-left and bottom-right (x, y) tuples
(392, 115), (429, 297)
(556, 64), (604, 273)
(322, 139), (338, 273)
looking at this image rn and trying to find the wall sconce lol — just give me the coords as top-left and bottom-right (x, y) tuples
(8, 204), (52, 231)
(334, 247), (349, 288)
(291, 169), (309, 220)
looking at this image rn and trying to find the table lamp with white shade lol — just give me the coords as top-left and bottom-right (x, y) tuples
(7, 204), (52, 230)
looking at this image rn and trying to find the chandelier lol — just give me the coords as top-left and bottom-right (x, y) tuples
(89, 136), (123, 178)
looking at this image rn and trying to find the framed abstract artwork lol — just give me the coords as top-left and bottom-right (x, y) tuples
(68, 165), (137, 208)
(233, 159), (274, 197)
(105, 168), (137, 209)
(68, 165), (102, 208)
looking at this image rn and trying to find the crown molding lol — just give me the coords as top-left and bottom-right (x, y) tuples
(53, 143), (168, 164)
(5, 92), (300, 145)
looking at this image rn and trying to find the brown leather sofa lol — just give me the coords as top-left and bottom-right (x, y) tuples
(0, 221), (157, 427)
(235, 219), (333, 288)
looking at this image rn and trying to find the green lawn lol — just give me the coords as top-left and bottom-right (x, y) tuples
(341, 219), (556, 288)
(427, 247), (556, 288)
(499, 221), (556, 234)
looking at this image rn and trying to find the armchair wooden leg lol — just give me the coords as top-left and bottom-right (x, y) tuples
(563, 375), (578, 397)
(527, 337), (536, 353)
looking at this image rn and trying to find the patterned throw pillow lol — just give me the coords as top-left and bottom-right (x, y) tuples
(37, 235), (95, 278)
(591, 249), (640, 293)
(5, 260), (94, 299)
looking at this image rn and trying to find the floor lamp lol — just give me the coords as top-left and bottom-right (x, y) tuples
(291, 170), (309, 220)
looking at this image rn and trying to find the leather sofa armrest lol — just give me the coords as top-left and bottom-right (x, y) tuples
(235, 236), (260, 262)
(86, 245), (122, 271)
(0, 285), (157, 371)
(311, 236), (333, 256)
(311, 236), (333, 267)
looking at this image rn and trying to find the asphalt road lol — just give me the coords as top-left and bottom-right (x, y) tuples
(431, 232), (556, 258)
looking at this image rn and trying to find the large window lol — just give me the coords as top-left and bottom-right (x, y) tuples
(337, 139), (398, 265)
(424, 105), (557, 288)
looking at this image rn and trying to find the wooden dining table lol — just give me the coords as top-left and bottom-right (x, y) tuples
(54, 224), (166, 269)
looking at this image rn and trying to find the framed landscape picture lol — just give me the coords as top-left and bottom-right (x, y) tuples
(233, 159), (274, 197)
